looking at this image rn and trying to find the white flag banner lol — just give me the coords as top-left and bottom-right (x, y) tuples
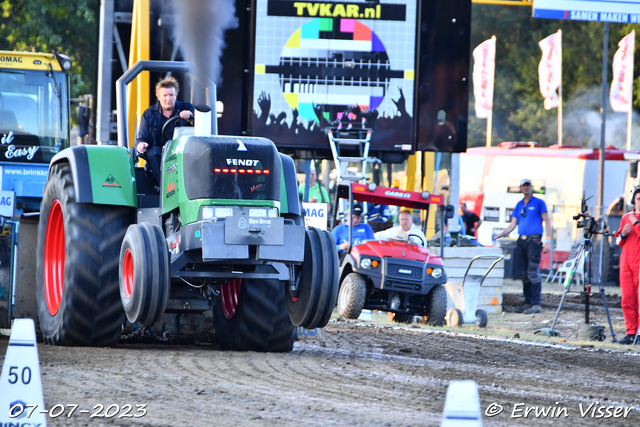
(472, 37), (496, 119)
(538, 31), (562, 110)
(610, 30), (635, 113)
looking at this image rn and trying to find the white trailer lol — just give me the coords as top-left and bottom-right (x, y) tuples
(459, 143), (633, 252)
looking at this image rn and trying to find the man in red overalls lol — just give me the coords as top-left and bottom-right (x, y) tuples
(615, 187), (640, 345)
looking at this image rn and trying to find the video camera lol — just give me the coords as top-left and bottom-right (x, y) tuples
(572, 196), (598, 237)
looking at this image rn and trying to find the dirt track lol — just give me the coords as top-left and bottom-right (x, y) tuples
(2, 309), (640, 427)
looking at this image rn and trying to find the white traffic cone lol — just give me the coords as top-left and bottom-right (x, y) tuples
(441, 380), (483, 426)
(0, 318), (47, 426)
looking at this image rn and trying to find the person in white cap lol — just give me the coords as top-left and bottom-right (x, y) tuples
(493, 178), (551, 314)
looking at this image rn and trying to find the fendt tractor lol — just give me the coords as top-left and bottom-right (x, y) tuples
(332, 182), (448, 325)
(35, 61), (339, 352)
(0, 50), (77, 325)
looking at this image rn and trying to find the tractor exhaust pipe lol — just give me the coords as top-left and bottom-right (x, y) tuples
(194, 104), (213, 137)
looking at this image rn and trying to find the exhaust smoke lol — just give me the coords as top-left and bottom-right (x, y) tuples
(170, 0), (239, 98)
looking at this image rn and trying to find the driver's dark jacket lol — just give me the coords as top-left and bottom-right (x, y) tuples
(136, 101), (195, 149)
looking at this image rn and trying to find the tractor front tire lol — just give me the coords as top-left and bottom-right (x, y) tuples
(213, 278), (295, 352)
(119, 223), (170, 325)
(36, 164), (129, 346)
(426, 284), (447, 326)
(337, 273), (366, 319)
(285, 227), (339, 329)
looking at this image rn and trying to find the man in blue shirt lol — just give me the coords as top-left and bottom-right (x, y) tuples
(136, 76), (195, 188)
(494, 178), (551, 314)
(332, 203), (375, 253)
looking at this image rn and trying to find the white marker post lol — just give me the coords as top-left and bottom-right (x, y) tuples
(0, 318), (47, 426)
(441, 380), (483, 426)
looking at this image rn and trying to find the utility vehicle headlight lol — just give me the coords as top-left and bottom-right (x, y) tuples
(368, 183), (377, 192)
(430, 268), (443, 279)
(360, 258), (372, 269)
(421, 190), (431, 200)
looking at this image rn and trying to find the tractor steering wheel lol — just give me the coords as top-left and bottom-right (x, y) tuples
(161, 114), (192, 143)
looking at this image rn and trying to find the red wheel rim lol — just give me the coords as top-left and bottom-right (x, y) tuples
(44, 200), (65, 315)
(220, 279), (241, 320)
(122, 249), (133, 298)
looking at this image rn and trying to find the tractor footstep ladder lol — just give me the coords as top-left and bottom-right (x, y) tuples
(327, 128), (372, 183)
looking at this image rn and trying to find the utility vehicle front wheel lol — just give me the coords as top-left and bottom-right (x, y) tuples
(337, 273), (366, 319)
(426, 284), (447, 326)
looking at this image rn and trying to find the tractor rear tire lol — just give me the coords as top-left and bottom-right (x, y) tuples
(119, 223), (170, 325)
(337, 273), (366, 319)
(36, 164), (129, 346)
(426, 284), (447, 326)
(213, 278), (295, 352)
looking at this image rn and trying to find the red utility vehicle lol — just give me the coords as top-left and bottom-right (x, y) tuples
(331, 182), (448, 324)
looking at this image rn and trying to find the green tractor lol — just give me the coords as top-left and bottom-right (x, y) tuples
(35, 61), (339, 352)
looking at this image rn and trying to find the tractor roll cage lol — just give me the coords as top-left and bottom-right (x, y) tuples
(116, 60), (218, 148)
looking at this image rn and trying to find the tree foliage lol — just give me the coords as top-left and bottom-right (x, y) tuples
(469, 5), (640, 149)
(2, 1), (639, 149)
(0, 0), (97, 98)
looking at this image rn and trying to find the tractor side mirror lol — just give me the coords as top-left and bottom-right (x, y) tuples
(76, 105), (90, 137)
(445, 204), (455, 219)
(630, 160), (638, 179)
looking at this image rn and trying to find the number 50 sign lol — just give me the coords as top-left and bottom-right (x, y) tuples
(0, 319), (47, 426)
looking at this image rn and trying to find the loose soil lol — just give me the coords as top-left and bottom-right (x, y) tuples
(2, 285), (639, 427)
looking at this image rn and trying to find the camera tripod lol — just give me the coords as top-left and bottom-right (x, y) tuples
(541, 227), (618, 342)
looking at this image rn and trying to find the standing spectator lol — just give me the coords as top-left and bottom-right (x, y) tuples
(461, 202), (482, 237)
(332, 204), (374, 253)
(615, 187), (640, 345)
(299, 165), (330, 203)
(493, 179), (551, 314)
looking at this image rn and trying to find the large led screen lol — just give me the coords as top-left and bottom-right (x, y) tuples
(251, 0), (419, 154)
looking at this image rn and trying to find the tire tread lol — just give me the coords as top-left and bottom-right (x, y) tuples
(36, 164), (129, 346)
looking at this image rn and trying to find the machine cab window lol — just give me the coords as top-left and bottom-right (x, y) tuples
(0, 68), (69, 162)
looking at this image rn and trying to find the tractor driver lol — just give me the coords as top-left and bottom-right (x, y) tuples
(374, 209), (427, 246)
(136, 76), (195, 188)
(332, 203), (375, 254)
